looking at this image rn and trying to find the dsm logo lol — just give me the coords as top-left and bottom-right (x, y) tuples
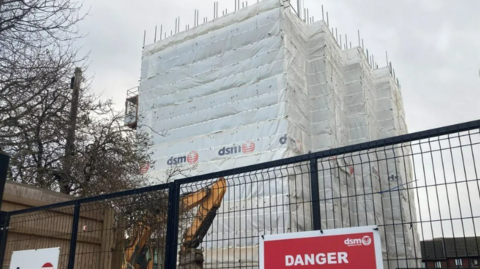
(344, 235), (372, 247)
(218, 141), (255, 156)
(279, 134), (303, 154)
(242, 141), (255, 153)
(167, 151), (199, 165)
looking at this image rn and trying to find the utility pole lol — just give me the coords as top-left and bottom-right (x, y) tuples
(63, 67), (82, 193)
(66, 67), (81, 157)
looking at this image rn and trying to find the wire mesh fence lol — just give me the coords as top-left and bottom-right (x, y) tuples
(2, 206), (75, 268)
(74, 190), (170, 269)
(176, 163), (314, 268)
(1, 119), (480, 269)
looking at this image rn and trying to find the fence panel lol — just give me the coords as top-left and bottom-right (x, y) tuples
(74, 189), (170, 269)
(175, 162), (313, 268)
(314, 128), (480, 269)
(2, 205), (75, 269)
(1, 185), (171, 269)
(1, 120), (480, 269)
(409, 129), (480, 268)
(170, 125), (480, 268)
(316, 144), (421, 268)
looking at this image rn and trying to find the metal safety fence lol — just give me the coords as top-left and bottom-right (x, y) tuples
(1, 119), (480, 269)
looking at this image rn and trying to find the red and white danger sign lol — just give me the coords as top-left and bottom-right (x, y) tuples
(260, 226), (383, 269)
(9, 247), (60, 269)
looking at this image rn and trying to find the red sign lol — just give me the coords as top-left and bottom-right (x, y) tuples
(260, 226), (382, 269)
(42, 263), (54, 269)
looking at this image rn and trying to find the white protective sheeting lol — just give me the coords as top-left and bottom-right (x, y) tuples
(373, 67), (421, 268)
(139, 1), (306, 183)
(138, 0), (418, 267)
(140, 3), (304, 267)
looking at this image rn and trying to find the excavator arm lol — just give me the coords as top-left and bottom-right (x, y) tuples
(180, 177), (227, 250)
(175, 177), (227, 268)
(122, 177), (227, 269)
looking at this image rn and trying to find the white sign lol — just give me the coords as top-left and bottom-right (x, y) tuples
(9, 247), (60, 269)
(260, 226), (383, 269)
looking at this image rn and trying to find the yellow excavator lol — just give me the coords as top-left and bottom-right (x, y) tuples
(122, 177), (227, 269)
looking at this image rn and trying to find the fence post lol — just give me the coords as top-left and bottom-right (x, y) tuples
(310, 159), (321, 231)
(164, 182), (181, 269)
(0, 154), (10, 269)
(67, 203), (81, 269)
(0, 211), (10, 269)
(0, 154), (10, 210)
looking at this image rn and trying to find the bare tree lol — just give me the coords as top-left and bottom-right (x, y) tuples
(0, 0), (155, 196)
(4, 82), (155, 196)
(0, 0), (84, 144)
(65, 101), (154, 196)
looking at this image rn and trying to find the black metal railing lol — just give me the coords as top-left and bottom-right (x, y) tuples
(1, 119), (480, 269)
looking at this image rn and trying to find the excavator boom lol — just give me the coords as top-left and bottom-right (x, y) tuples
(122, 177), (227, 269)
(181, 177), (227, 249)
(178, 178), (227, 269)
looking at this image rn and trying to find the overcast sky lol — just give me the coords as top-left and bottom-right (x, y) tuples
(76, 0), (480, 133)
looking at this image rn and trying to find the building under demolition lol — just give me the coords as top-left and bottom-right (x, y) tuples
(128, 0), (420, 267)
